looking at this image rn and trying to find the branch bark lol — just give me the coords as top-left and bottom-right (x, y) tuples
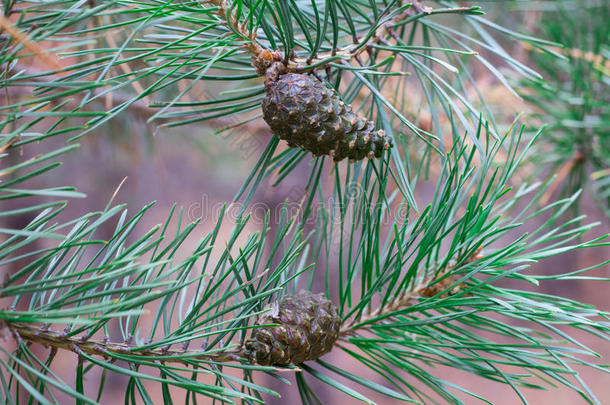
(5, 321), (245, 365)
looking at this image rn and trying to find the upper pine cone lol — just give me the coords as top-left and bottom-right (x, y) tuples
(261, 63), (393, 162)
(244, 291), (341, 366)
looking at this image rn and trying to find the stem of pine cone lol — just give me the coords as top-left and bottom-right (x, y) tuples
(204, 0), (472, 75)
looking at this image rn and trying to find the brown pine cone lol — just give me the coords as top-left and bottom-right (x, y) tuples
(244, 291), (341, 366)
(261, 62), (393, 162)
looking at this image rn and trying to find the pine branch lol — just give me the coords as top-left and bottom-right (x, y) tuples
(3, 249), (479, 368)
(204, 0), (477, 76)
(2, 1), (609, 403)
(283, 3), (481, 71)
(2, 64), (261, 134)
(3, 67), (153, 120)
(339, 249), (482, 338)
(4, 322), (244, 365)
(0, 14), (62, 71)
(202, 0), (264, 58)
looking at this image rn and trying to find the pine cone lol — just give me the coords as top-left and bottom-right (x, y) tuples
(261, 63), (393, 162)
(245, 291), (341, 366)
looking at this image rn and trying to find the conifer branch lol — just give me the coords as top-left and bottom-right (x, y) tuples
(339, 249), (482, 338)
(286, 2), (437, 72)
(3, 249), (480, 368)
(286, 4), (479, 74)
(2, 1), (609, 402)
(203, 0), (264, 58)
(4, 322), (246, 365)
(0, 14), (63, 71)
(203, 0), (476, 76)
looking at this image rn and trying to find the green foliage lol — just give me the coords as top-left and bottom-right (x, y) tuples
(517, 0), (610, 217)
(1, 1), (609, 404)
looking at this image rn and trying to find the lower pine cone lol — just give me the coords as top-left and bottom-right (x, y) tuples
(244, 291), (341, 365)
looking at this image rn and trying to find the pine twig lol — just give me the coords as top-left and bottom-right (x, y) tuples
(0, 14), (63, 72)
(204, 0), (472, 75)
(4, 322), (245, 365)
(203, 0), (264, 57)
(339, 249), (483, 338)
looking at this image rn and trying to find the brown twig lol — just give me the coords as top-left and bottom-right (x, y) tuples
(0, 14), (63, 72)
(101, 16), (149, 106)
(6, 322), (245, 365)
(339, 249), (483, 338)
(0, 136), (18, 154)
(204, 0), (467, 75)
(283, 2), (434, 73)
(538, 151), (585, 206)
(521, 41), (610, 75)
(285, 3), (481, 74)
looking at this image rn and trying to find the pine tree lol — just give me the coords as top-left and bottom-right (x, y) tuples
(1, 0), (609, 404)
